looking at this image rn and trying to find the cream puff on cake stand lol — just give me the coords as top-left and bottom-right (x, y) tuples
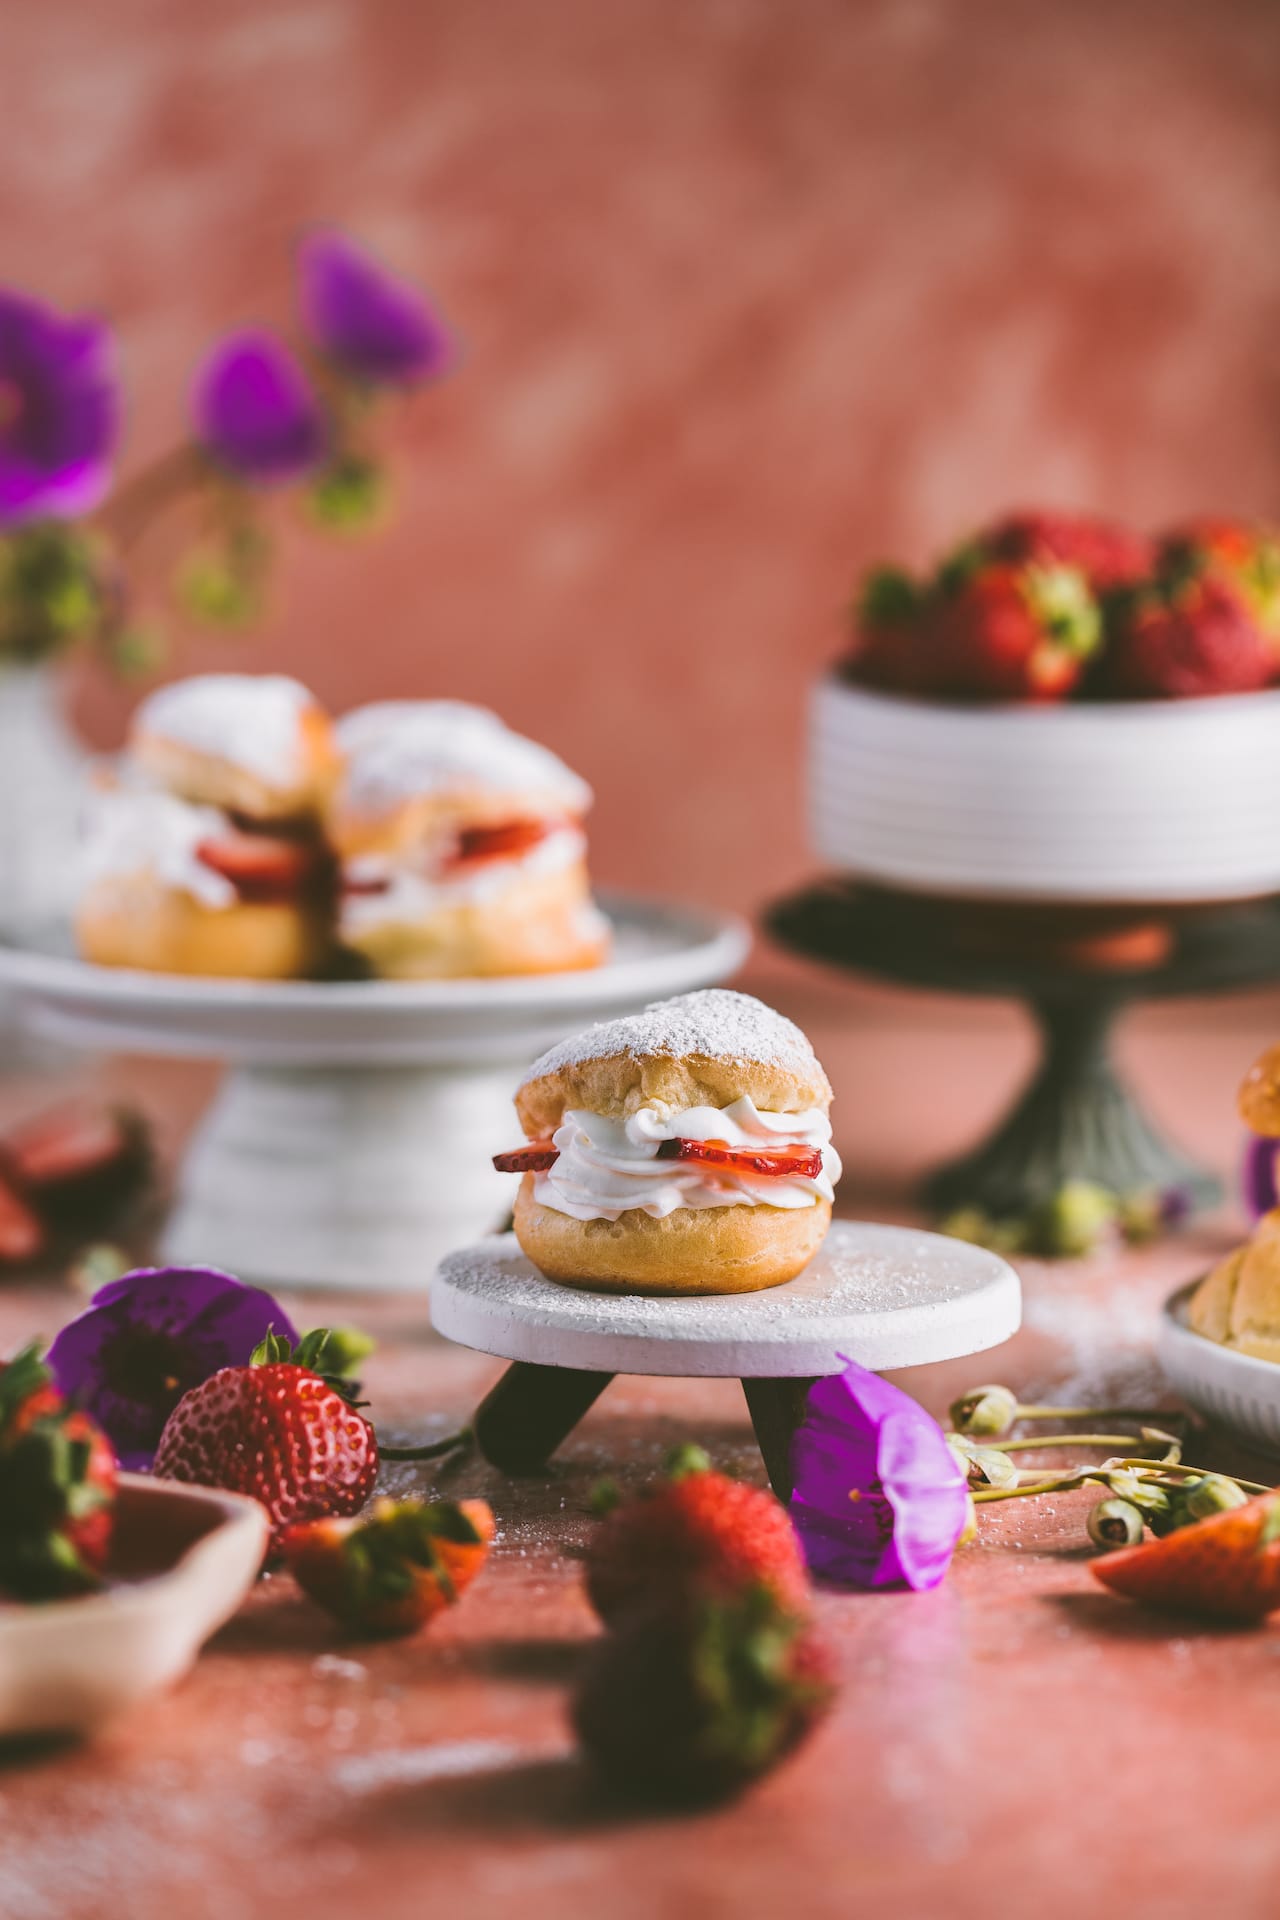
(432, 1222), (1021, 1495)
(0, 898), (748, 1293)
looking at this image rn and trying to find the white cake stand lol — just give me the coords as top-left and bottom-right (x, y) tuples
(433, 1221), (1021, 1494)
(0, 897), (749, 1294)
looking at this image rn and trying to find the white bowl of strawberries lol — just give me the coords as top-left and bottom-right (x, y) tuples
(812, 512), (1280, 906)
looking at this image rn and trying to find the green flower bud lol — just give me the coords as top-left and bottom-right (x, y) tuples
(1106, 1469), (1171, 1520)
(948, 1384), (1018, 1438)
(1117, 1189), (1163, 1245)
(1026, 1181), (1119, 1259)
(309, 454), (387, 531)
(958, 1442), (1019, 1490)
(1088, 1497), (1144, 1550)
(1183, 1474), (1248, 1522)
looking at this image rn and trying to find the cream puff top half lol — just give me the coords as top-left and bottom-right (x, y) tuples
(129, 674), (338, 823)
(508, 989), (840, 1222)
(329, 701), (594, 929)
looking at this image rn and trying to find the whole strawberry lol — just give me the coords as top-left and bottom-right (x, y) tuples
(285, 1496), (494, 1637)
(848, 566), (935, 695)
(0, 1343), (117, 1600)
(153, 1330), (378, 1552)
(927, 558), (1101, 701)
(981, 510), (1154, 591)
(1158, 517), (1280, 648)
(1104, 571), (1273, 699)
(585, 1445), (811, 1627)
(572, 1584), (836, 1805)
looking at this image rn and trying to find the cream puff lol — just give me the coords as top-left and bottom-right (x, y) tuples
(76, 674), (336, 979)
(329, 701), (609, 980)
(1188, 1210), (1280, 1364)
(494, 988), (840, 1295)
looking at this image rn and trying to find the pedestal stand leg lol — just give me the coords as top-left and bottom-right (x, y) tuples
(473, 1361), (615, 1473)
(923, 992), (1221, 1218)
(162, 1061), (519, 1293)
(742, 1377), (817, 1500)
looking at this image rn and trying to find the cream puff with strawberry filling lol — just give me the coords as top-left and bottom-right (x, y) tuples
(329, 701), (608, 980)
(76, 674), (336, 978)
(497, 989), (840, 1295)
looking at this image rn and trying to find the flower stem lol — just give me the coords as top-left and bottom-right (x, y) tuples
(995, 1434), (1168, 1453)
(379, 1427), (473, 1463)
(1012, 1405), (1188, 1425)
(96, 443), (212, 549)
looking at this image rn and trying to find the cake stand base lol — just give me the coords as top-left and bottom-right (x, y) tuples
(765, 883), (1280, 1220)
(161, 1063), (516, 1294)
(433, 1223), (1021, 1494)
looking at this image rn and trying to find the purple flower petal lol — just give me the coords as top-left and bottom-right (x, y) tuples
(0, 289), (119, 525)
(1243, 1133), (1280, 1220)
(192, 330), (327, 483)
(298, 230), (453, 386)
(788, 1359), (969, 1592)
(47, 1265), (297, 1469)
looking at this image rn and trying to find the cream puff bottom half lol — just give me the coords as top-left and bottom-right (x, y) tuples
(342, 857), (608, 981)
(76, 876), (328, 979)
(514, 1178), (832, 1295)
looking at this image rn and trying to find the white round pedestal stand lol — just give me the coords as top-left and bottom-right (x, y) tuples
(0, 898), (748, 1294)
(433, 1221), (1021, 1494)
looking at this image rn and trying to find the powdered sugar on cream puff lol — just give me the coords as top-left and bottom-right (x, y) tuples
(81, 788), (238, 911)
(335, 701), (592, 820)
(135, 675), (319, 789)
(532, 1097), (841, 1221)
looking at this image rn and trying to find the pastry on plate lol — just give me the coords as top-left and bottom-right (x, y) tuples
(492, 988), (840, 1295)
(1188, 1209), (1280, 1365)
(76, 674), (337, 979)
(329, 701), (608, 979)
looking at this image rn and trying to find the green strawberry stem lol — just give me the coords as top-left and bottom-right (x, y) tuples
(378, 1426), (472, 1463)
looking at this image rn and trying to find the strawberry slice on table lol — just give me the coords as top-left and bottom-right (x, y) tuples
(0, 1174), (46, 1265)
(196, 828), (321, 900)
(492, 1141), (559, 1173)
(1091, 1490), (1280, 1623)
(453, 819), (552, 865)
(284, 1496), (495, 1637)
(657, 1139), (825, 1180)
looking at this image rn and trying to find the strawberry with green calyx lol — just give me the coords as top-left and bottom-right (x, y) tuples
(979, 510), (1154, 591)
(1158, 517), (1280, 647)
(572, 1583), (836, 1806)
(928, 556), (1102, 702)
(1092, 1490), (1280, 1622)
(153, 1327), (378, 1552)
(3, 1101), (151, 1236)
(284, 1495), (494, 1636)
(585, 1444), (811, 1627)
(1103, 570), (1273, 699)
(0, 1342), (117, 1600)
(847, 565), (935, 695)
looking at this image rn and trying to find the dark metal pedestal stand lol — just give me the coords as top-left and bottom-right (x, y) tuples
(767, 883), (1280, 1219)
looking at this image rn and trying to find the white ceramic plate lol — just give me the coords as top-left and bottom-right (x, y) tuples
(1159, 1281), (1280, 1456)
(0, 893), (751, 1066)
(0, 1476), (267, 1740)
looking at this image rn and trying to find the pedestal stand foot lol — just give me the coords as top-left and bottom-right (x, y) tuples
(742, 1377), (817, 1500)
(473, 1361), (615, 1473)
(923, 994), (1221, 1217)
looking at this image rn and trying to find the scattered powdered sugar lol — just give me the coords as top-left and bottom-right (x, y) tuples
(520, 987), (825, 1086)
(336, 700), (592, 817)
(333, 1737), (568, 1796)
(134, 674), (317, 787)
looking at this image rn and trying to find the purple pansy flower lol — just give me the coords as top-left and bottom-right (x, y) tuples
(1244, 1133), (1279, 1220)
(788, 1359), (969, 1592)
(298, 230), (453, 386)
(0, 289), (119, 524)
(192, 329), (327, 483)
(47, 1265), (297, 1469)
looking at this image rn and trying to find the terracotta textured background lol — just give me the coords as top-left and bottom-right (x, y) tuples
(5, 0), (1279, 914)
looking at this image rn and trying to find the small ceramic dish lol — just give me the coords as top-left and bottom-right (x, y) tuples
(1159, 1281), (1280, 1456)
(0, 1474), (267, 1740)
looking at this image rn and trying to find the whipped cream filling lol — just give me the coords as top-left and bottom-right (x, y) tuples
(81, 787), (236, 911)
(135, 675), (317, 788)
(532, 1097), (841, 1222)
(340, 823), (586, 937)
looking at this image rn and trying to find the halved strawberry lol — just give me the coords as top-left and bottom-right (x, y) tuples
(492, 1141), (558, 1173)
(1091, 1490), (1280, 1622)
(196, 829), (321, 900)
(657, 1139), (825, 1180)
(0, 1175), (46, 1265)
(453, 820), (553, 865)
(284, 1496), (495, 1636)
(3, 1101), (150, 1233)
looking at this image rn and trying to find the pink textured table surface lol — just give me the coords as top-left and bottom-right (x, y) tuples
(1, 964), (1278, 1920)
